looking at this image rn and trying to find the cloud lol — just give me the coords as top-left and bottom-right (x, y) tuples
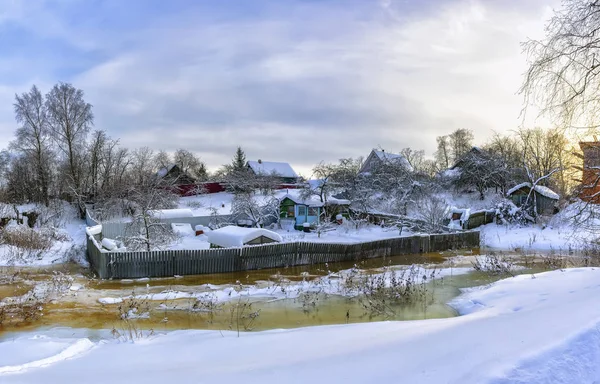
(0, 0), (559, 175)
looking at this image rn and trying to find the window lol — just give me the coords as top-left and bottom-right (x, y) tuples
(286, 205), (295, 217)
(308, 207), (319, 217)
(298, 205), (307, 217)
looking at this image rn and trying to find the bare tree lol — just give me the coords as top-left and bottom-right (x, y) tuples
(520, 0), (600, 132)
(449, 128), (474, 163)
(435, 135), (451, 170)
(400, 148), (426, 173)
(12, 85), (53, 206)
(416, 195), (448, 233)
(122, 179), (178, 252)
(46, 83), (93, 216)
(453, 149), (508, 200)
(154, 150), (172, 170)
(231, 193), (279, 228)
(516, 127), (574, 196)
(130, 147), (155, 186)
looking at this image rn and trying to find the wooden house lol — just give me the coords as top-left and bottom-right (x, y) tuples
(578, 141), (600, 203)
(359, 149), (412, 174)
(507, 183), (559, 215)
(207, 226), (283, 248)
(279, 192), (350, 230)
(247, 160), (299, 184)
(156, 164), (199, 196)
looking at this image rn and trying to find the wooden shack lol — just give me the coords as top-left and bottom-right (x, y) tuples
(507, 183), (559, 215)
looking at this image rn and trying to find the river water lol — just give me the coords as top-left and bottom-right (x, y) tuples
(0, 249), (544, 337)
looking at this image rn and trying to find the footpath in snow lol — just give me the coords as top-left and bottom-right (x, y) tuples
(2, 268), (600, 383)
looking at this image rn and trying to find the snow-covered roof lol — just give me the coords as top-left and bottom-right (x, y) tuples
(156, 164), (177, 178)
(277, 189), (350, 207)
(247, 161), (298, 179)
(280, 193), (324, 207)
(207, 226), (283, 248)
(506, 183), (560, 200)
(149, 208), (195, 219)
(373, 150), (413, 171)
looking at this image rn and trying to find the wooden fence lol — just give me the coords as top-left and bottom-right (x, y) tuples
(465, 210), (496, 230)
(87, 231), (480, 279)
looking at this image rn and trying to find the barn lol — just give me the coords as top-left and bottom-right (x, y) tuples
(507, 183), (559, 215)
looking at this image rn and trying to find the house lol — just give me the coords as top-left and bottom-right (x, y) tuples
(507, 182), (559, 215)
(247, 160), (299, 184)
(156, 164), (199, 196)
(207, 225), (283, 248)
(578, 141), (600, 203)
(358, 149), (412, 174)
(449, 147), (488, 171)
(278, 191), (350, 230)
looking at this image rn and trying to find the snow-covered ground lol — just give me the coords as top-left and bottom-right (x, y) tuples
(480, 223), (581, 253)
(3, 268), (600, 383)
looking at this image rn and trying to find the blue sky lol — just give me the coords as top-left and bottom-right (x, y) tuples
(0, 0), (557, 175)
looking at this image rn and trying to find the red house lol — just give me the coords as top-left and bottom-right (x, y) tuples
(579, 141), (600, 203)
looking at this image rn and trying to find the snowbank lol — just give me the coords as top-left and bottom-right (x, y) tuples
(207, 225), (283, 248)
(6, 269), (600, 383)
(149, 209), (194, 219)
(171, 223), (194, 237)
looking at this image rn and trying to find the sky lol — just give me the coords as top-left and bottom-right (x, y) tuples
(0, 0), (559, 176)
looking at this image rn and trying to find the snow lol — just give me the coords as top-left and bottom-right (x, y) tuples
(96, 266), (472, 305)
(170, 223), (194, 237)
(178, 192), (234, 216)
(480, 223), (582, 252)
(6, 268), (600, 383)
(373, 149), (413, 171)
(506, 182), (560, 200)
(247, 160), (298, 179)
(207, 225), (283, 248)
(100, 238), (117, 251)
(148, 208), (194, 219)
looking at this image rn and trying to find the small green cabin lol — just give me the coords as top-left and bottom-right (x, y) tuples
(507, 183), (559, 215)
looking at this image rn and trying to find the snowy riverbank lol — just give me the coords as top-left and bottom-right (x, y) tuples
(2, 268), (600, 383)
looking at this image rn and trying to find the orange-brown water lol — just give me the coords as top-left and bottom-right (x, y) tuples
(0, 249), (486, 336)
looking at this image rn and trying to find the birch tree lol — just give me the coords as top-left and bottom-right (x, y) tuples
(12, 85), (53, 206)
(46, 83), (93, 216)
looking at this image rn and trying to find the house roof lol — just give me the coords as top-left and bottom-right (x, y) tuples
(450, 147), (490, 170)
(156, 164), (177, 178)
(247, 161), (298, 179)
(506, 182), (560, 200)
(207, 225), (283, 248)
(359, 149), (413, 173)
(373, 150), (412, 171)
(156, 164), (196, 184)
(278, 189), (350, 207)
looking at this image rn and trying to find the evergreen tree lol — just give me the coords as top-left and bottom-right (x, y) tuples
(232, 146), (247, 171)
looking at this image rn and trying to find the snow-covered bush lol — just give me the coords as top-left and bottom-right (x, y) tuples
(495, 201), (532, 226)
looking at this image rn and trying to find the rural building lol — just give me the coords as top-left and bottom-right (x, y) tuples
(207, 226), (283, 248)
(449, 147), (489, 171)
(507, 183), (559, 215)
(579, 141), (600, 203)
(156, 164), (199, 196)
(279, 192), (350, 230)
(247, 160), (299, 184)
(358, 149), (412, 174)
